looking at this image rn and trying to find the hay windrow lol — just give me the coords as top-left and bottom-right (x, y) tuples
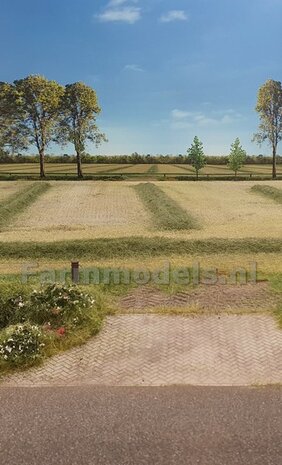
(0, 182), (50, 230)
(1, 237), (282, 261)
(251, 185), (282, 204)
(133, 182), (200, 231)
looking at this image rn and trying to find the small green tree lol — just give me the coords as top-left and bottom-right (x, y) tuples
(58, 82), (106, 178)
(14, 75), (64, 178)
(228, 138), (247, 177)
(253, 79), (282, 179)
(187, 136), (206, 179)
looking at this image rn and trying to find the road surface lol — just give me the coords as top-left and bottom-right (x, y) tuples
(1, 386), (281, 465)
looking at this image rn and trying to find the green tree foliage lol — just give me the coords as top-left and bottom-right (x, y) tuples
(0, 82), (29, 154)
(187, 136), (206, 179)
(253, 79), (282, 179)
(57, 82), (106, 178)
(228, 138), (247, 177)
(1, 152), (280, 165)
(14, 75), (64, 178)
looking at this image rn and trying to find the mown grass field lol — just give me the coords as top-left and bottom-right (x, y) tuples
(0, 181), (282, 271)
(0, 163), (281, 179)
(0, 176), (282, 372)
(1, 180), (282, 243)
(0, 179), (281, 327)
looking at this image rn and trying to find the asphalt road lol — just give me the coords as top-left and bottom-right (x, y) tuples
(0, 386), (281, 465)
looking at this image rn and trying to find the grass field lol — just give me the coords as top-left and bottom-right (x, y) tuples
(0, 179), (281, 309)
(0, 163), (281, 179)
(0, 178), (282, 373)
(0, 180), (281, 302)
(1, 180), (281, 243)
(0, 180), (33, 200)
(12, 182), (150, 233)
(0, 182), (50, 230)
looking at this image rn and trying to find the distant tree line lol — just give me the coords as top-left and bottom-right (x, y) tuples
(0, 150), (280, 166)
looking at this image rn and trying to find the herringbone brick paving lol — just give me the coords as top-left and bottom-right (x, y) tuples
(119, 283), (278, 312)
(1, 314), (281, 386)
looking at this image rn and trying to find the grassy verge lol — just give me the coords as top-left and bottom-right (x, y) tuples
(251, 185), (282, 204)
(0, 281), (108, 377)
(0, 317), (104, 378)
(133, 183), (200, 230)
(1, 237), (282, 260)
(269, 274), (282, 328)
(275, 305), (282, 328)
(0, 182), (50, 229)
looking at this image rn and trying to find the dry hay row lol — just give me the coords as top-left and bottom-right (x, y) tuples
(133, 182), (200, 231)
(0, 182), (32, 201)
(0, 182), (51, 230)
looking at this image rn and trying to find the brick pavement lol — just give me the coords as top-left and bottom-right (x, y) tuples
(1, 314), (282, 387)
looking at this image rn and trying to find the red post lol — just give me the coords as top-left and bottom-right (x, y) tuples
(71, 261), (80, 284)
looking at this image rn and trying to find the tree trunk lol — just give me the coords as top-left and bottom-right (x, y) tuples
(76, 150), (83, 178)
(272, 144), (277, 179)
(39, 149), (45, 178)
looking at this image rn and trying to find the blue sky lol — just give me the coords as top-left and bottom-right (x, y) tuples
(0, 0), (281, 155)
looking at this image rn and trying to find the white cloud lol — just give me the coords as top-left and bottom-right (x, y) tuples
(195, 115), (219, 126)
(98, 6), (141, 23)
(171, 121), (193, 130)
(171, 109), (193, 119)
(160, 10), (188, 23)
(213, 108), (243, 118)
(170, 108), (242, 129)
(124, 64), (144, 72)
(97, 1), (141, 24)
(109, 0), (131, 5)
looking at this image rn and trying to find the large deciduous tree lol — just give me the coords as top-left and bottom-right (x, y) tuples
(14, 75), (64, 178)
(0, 82), (12, 150)
(0, 82), (29, 154)
(253, 79), (282, 179)
(58, 82), (106, 178)
(187, 136), (206, 179)
(228, 137), (247, 177)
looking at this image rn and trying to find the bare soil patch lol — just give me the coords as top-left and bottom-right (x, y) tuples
(119, 282), (279, 313)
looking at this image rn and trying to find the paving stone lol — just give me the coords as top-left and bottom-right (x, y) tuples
(1, 315), (282, 387)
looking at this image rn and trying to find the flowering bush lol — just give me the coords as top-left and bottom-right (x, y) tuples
(0, 283), (101, 369)
(27, 284), (96, 329)
(0, 283), (30, 329)
(0, 323), (45, 364)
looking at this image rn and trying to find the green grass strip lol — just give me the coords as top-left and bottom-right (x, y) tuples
(1, 237), (282, 261)
(147, 165), (158, 174)
(251, 185), (282, 204)
(0, 182), (50, 229)
(134, 183), (200, 230)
